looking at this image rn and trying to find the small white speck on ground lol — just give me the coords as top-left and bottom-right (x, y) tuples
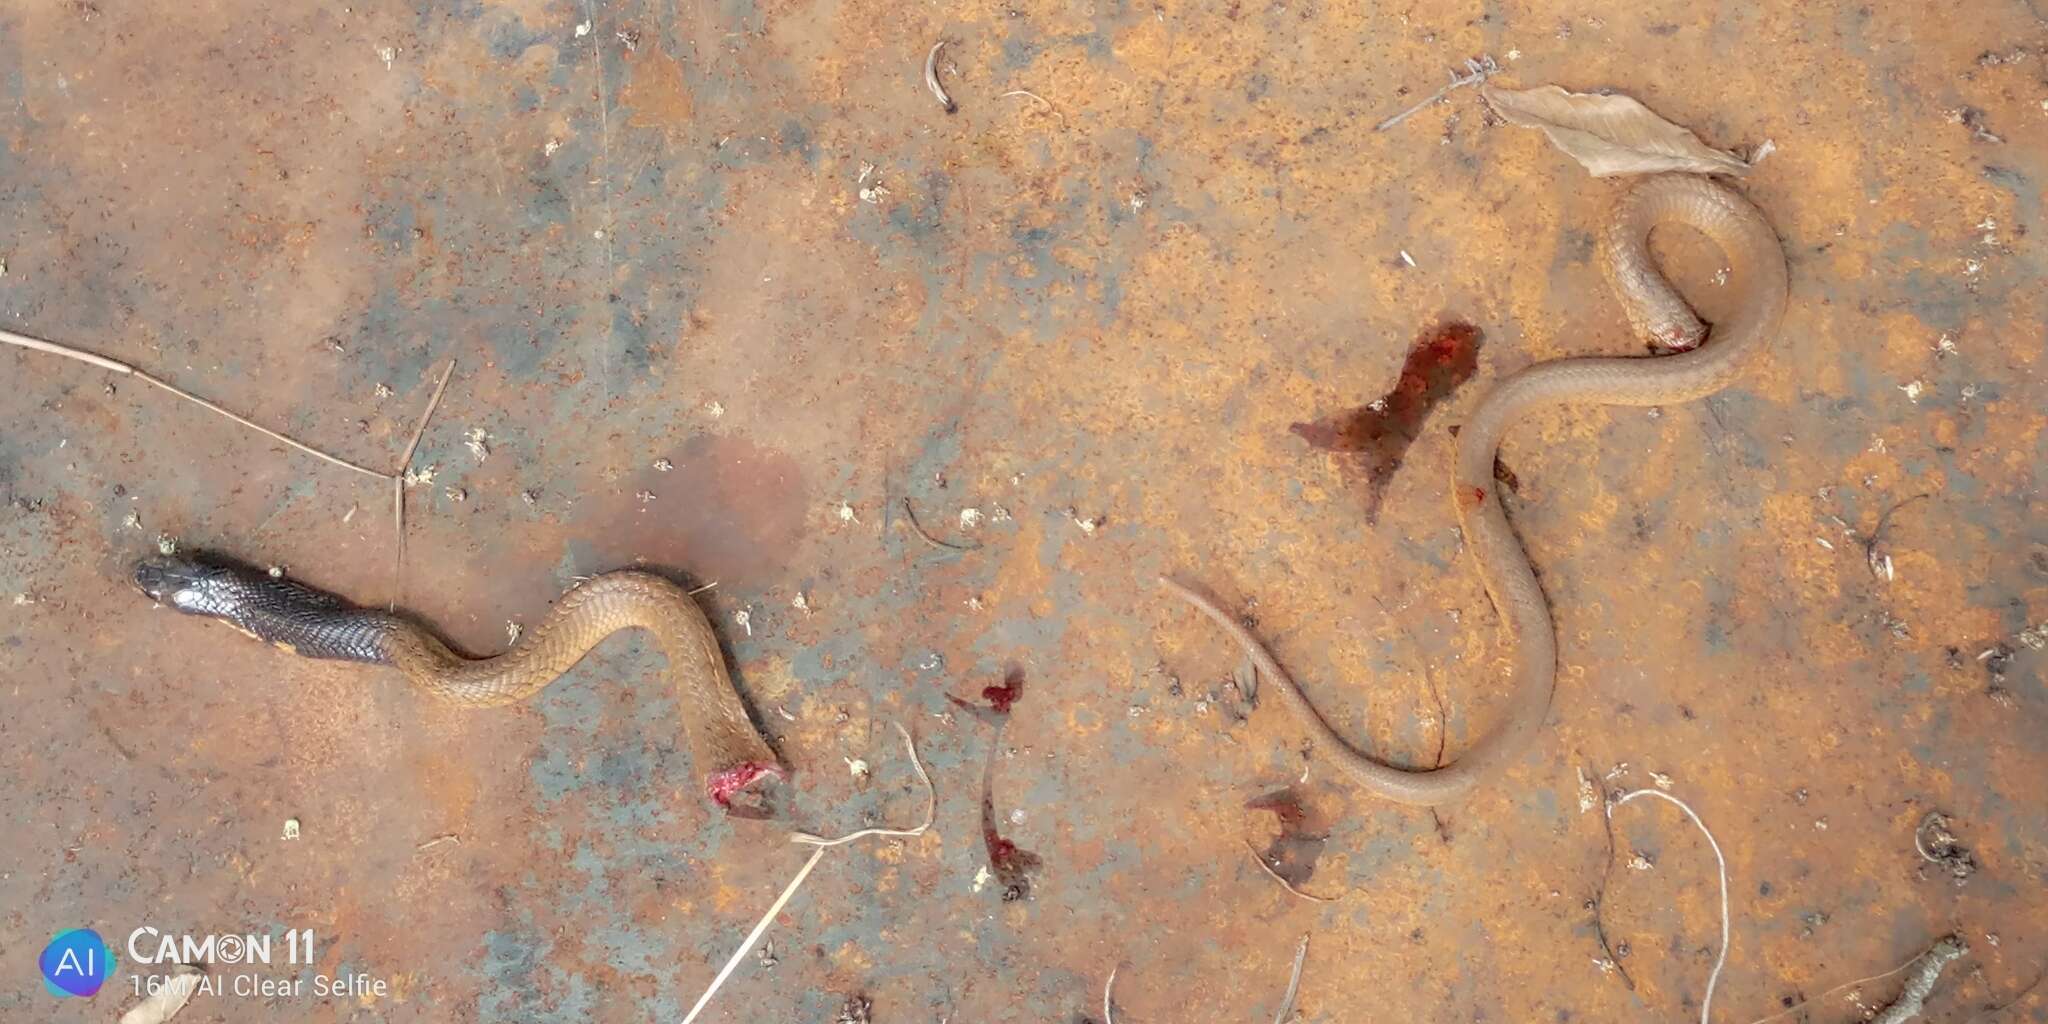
(13, 593), (32, 606)
(374, 382), (393, 398)
(836, 501), (858, 524)
(635, 490), (656, 503)
(544, 139), (561, 156)
(155, 534), (178, 555)
(506, 621), (523, 643)
(1899, 380), (1926, 402)
(1576, 766), (1598, 813)
(376, 45), (395, 68)
(445, 487), (467, 503)
(959, 507), (984, 529)
(574, 20), (591, 36)
(1814, 817), (1829, 831)
(966, 594), (984, 611)
(990, 505), (1012, 522)
(1627, 853), (1653, 871)
(845, 757), (869, 780)
(282, 818), (301, 841)
(464, 427), (491, 462)
(734, 608), (752, 637)
(1068, 508), (1103, 534)
(1650, 771), (1674, 790)
(972, 865), (993, 893)
(123, 510), (142, 530)
(704, 400), (725, 418)
(267, 565), (285, 578)
(791, 592), (810, 614)
(654, 458), (674, 472)
(404, 464), (437, 487)
(521, 489), (539, 505)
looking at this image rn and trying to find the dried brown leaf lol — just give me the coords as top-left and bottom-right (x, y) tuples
(1481, 84), (1751, 177)
(118, 965), (202, 1024)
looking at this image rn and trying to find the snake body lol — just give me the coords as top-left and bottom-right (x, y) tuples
(1165, 174), (1789, 805)
(135, 558), (783, 812)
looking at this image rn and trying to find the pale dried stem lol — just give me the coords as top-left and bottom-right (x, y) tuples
(682, 723), (934, 1024)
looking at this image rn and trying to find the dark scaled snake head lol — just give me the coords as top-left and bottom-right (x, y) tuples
(133, 556), (237, 615)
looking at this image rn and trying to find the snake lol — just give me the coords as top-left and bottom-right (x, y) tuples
(134, 557), (785, 814)
(1163, 174), (1789, 806)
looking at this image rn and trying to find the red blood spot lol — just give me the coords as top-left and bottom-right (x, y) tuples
(1290, 320), (1483, 522)
(1245, 787), (1330, 889)
(950, 666), (1026, 717)
(977, 727), (1040, 901)
(1244, 789), (1310, 830)
(1465, 486), (1488, 508)
(706, 761), (784, 816)
(982, 667), (1025, 713)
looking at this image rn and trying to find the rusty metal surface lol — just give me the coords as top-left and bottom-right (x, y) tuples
(3, 0), (2045, 1020)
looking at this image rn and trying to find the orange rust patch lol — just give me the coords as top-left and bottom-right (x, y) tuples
(621, 49), (694, 133)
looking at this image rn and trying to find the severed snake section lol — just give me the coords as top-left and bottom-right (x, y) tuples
(1164, 174), (1790, 805)
(135, 557), (783, 814)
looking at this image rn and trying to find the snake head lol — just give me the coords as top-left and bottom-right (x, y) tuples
(133, 557), (235, 613)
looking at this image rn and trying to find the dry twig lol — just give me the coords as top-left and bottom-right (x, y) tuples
(1272, 934), (1310, 1024)
(1374, 56), (1500, 132)
(1741, 938), (1964, 1024)
(2, 328), (386, 477)
(925, 40), (956, 113)
(901, 496), (980, 551)
(1870, 936), (1968, 1024)
(1611, 788), (1727, 1024)
(1243, 839), (1340, 903)
(682, 723), (935, 1024)
(391, 359), (455, 606)
(1585, 762), (1638, 991)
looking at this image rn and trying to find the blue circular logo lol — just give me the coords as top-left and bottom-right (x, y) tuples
(40, 929), (115, 997)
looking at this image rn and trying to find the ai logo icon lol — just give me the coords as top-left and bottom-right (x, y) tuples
(40, 928), (117, 997)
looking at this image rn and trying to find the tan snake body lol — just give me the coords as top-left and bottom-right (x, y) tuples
(1165, 174), (1789, 805)
(135, 560), (784, 813)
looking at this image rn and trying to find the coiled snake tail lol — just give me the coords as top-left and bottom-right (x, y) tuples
(1164, 174), (1789, 805)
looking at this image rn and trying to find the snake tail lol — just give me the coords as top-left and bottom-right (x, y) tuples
(1165, 174), (1788, 806)
(135, 555), (784, 814)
